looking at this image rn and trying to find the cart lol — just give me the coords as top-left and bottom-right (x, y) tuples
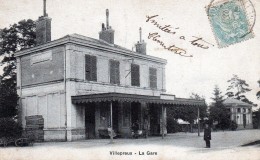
(15, 130), (35, 147)
(0, 131), (34, 147)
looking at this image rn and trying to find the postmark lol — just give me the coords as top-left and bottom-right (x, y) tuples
(207, 0), (256, 48)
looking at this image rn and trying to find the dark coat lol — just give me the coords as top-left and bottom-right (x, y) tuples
(204, 128), (211, 140)
(132, 122), (139, 131)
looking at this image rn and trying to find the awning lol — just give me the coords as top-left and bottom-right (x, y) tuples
(177, 119), (190, 125)
(71, 93), (205, 106)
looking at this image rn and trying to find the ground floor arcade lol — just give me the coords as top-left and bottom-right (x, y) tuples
(19, 92), (205, 142)
(71, 93), (205, 141)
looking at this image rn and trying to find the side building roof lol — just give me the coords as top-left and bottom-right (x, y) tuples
(223, 98), (252, 107)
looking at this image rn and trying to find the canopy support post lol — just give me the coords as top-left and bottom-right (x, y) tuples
(110, 101), (113, 143)
(162, 105), (164, 139)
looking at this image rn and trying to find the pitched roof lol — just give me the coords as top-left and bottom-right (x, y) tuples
(223, 98), (251, 106)
(14, 33), (167, 64)
(69, 34), (132, 52)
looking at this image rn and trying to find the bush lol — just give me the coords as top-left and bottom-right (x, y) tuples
(215, 118), (231, 131)
(0, 118), (22, 139)
(230, 121), (238, 131)
(252, 110), (260, 129)
(253, 118), (259, 129)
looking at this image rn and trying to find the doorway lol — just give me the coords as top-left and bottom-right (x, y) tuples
(131, 102), (141, 128)
(112, 102), (119, 133)
(149, 104), (160, 135)
(85, 103), (96, 139)
(243, 114), (246, 128)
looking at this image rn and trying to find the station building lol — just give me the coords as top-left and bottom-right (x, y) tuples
(15, 6), (205, 141)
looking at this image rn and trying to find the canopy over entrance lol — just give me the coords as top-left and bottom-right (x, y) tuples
(71, 92), (205, 106)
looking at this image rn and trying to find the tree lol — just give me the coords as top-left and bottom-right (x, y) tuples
(0, 19), (36, 84)
(0, 82), (18, 118)
(167, 105), (197, 133)
(209, 86), (231, 131)
(252, 108), (260, 129)
(253, 80), (260, 128)
(190, 93), (208, 119)
(226, 75), (252, 104)
(211, 86), (224, 107)
(167, 93), (207, 133)
(0, 19), (36, 119)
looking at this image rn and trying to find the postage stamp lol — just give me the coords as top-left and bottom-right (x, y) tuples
(207, 0), (255, 48)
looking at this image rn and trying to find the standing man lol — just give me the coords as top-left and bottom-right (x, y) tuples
(204, 123), (211, 148)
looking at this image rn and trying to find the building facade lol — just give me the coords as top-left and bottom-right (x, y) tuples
(223, 98), (253, 129)
(15, 6), (205, 141)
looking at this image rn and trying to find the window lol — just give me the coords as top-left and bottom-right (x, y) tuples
(243, 108), (246, 113)
(131, 64), (140, 86)
(109, 60), (120, 85)
(85, 55), (97, 81)
(237, 108), (241, 113)
(149, 67), (157, 89)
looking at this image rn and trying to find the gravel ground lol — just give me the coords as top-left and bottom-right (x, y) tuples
(0, 129), (259, 160)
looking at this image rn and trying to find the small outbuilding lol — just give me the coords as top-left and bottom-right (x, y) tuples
(223, 98), (253, 129)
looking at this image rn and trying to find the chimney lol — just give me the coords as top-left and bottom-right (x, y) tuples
(99, 9), (115, 44)
(135, 27), (146, 55)
(36, 0), (51, 45)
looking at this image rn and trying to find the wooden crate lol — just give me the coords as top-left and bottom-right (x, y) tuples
(25, 115), (44, 142)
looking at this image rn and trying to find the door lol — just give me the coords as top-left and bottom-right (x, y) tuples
(112, 102), (119, 132)
(243, 114), (246, 128)
(131, 102), (141, 129)
(85, 103), (96, 139)
(149, 104), (160, 135)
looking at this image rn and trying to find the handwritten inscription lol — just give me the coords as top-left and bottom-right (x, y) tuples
(146, 15), (214, 57)
(190, 36), (212, 49)
(148, 32), (190, 57)
(146, 15), (178, 35)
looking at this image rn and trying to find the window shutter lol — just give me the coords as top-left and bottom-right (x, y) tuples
(91, 56), (97, 81)
(115, 61), (120, 84)
(85, 55), (91, 81)
(131, 64), (140, 86)
(149, 67), (157, 89)
(85, 55), (97, 81)
(110, 60), (120, 85)
(110, 60), (115, 84)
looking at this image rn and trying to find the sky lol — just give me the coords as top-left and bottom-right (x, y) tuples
(0, 0), (259, 108)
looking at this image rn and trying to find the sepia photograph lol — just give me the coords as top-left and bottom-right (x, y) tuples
(0, 0), (259, 159)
